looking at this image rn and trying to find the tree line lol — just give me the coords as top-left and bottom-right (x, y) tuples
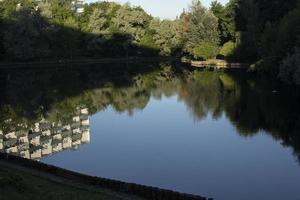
(210, 0), (300, 85)
(0, 0), (300, 85)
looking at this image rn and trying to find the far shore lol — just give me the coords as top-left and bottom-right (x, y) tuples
(0, 57), (249, 71)
(0, 57), (180, 69)
(181, 58), (249, 69)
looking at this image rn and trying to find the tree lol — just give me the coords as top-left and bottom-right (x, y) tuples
(3, 8), (50, 60)
(0, 0), (35, 19)
(0, 3), (4, 59)
(149, 18), (183, 55)
(112, 4), (152, 42)
(220, 41), (235, 59)
(88, 8), (109, 34)
(210, 0), (236, 44)
(39, 0), (53, 19)
(235, 0), (260, 61)
(87, 2), (120, 34)
(184, 0), (219, 57)
(210, 1), (225, 43)
(279, 47), (300, 85)
(193, 41), (218, 60)
(139, 34), (158, 50)
(41, 0), (74, 24)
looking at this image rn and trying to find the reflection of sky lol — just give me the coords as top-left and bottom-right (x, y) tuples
(44, 95), (300, 200)
(86, 0), (229, 19)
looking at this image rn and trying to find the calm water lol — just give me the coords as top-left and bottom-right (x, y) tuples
(1, 63), (300, 200)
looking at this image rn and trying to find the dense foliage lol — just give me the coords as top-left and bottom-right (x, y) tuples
(209, 0), (300, 85)
(1, 0), (300, 84)
(0, 0), (221, 61)
(183, 0), (219, 59)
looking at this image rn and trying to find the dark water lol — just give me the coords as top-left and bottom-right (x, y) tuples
(1, 63), (300, 200)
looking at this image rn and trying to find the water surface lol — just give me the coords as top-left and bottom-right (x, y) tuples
(1, 63), (300, 200)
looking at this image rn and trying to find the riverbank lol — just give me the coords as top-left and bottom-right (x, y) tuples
(181, 58), (249, 69)
(0, 153), (210, 200)
(0, 163), (136, 200)
(0, 57), (248, 71)
(0, 57), (179, 69)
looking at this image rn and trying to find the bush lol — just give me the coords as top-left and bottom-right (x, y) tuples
(279, 47), (300, 85)
(220, 41), (235, 59)
(192, 41), (218, 60)
(139, 35), (158, 50)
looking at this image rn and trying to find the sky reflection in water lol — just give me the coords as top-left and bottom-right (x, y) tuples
(1, 64), (300, 200)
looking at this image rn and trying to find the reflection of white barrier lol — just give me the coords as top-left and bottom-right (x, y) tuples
(63, 137), (72, 149)
(81, 108), (88, 115)
(82, 130), (90, 144)
(5, 132), (16, 139)
(73, 116), (80, 122)
(31, 149), (42, 160)
(0, 130), (3, 150)
(6, 146), (18, 154)
(0, 108), (90, 160)
(42, 143), (52, 156)
(19, 136), (29, 143)
(30, 135), (41, 146)
(20, 150), (30, 159)
(42, 130), (51, 136)
(73, 128), (81, 134)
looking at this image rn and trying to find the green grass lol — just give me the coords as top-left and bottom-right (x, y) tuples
(0, 166), (126, 200)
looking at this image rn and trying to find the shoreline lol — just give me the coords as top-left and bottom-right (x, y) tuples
(181, 58), (249, 69)
(0, 57), (248, 70)
(0, 57), (179, 69)
(0, 153), (211, 200)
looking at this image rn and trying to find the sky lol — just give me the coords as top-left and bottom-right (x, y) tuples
(86, 0), (229, 19)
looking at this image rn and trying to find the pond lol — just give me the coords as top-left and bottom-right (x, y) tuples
(1, 62), (300, 200)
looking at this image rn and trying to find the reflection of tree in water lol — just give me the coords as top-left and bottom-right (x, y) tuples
(170, 69), (300, 163)
(178, 71), (223, 121)
(1, 64), (300, 163)
(222, 76), (300, 162)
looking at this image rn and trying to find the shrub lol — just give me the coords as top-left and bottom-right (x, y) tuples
(220, 41), (235, 59)
(279, 47), (300, 85)
(139, 35), (158, 50)
(192, 41), (218, 60)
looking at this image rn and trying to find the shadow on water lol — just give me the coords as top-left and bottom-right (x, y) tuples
(0, 62), (187, 160)
(1, 62), (300, 163)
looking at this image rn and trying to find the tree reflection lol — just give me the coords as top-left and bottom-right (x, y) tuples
(1, 63), (300, 163)
(178, 71), (223, 121)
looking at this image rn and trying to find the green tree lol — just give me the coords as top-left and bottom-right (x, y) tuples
(193, 41), (218, 60)
(86, 2), (120, 34)
(220, 41), (236, 59)
(88, 8), (109, 34)
(210, 0), (236, 44)
(279, 47), (300, 85)
(41, 0), (74, 24)
(3, 8), (50, 60)
(235, 0), (260, 61)
(112, 4), (152, 42)
(184, 0), (219, 57)
(139, 34), (158, 50)
(149, 18), (183, 55)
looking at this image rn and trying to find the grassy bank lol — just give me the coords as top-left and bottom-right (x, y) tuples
(0, 154), (209, 200)
(0, 163), (142, 200)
